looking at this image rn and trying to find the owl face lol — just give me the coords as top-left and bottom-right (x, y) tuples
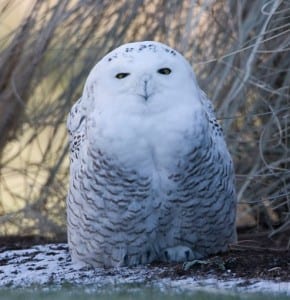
(84, 41), (200, 115)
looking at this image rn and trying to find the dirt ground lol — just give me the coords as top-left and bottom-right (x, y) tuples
(0, 229), (289, 282)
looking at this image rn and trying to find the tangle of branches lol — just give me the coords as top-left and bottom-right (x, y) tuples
(0, 0), (289, 243)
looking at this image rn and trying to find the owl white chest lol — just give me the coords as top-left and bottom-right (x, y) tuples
(88, 103), (200, 178)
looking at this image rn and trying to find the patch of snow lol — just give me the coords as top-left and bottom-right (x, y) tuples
(0, 243), (289, 295)
(158, 277), (290, 296)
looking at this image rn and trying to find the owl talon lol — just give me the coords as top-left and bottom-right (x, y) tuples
(183, 259), (210, 271)
(122, 249), (156, 266)
(161, 245), (201, 263)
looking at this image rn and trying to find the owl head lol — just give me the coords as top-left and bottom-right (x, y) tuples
(82, 41), (202, 116)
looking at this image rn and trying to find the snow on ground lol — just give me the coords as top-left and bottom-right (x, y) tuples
(0, 243), (289, 295)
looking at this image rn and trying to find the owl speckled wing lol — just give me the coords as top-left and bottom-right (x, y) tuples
(199, 93), (237, 253)
(67, 98), (86, 161)
(66, 97), (87, 264)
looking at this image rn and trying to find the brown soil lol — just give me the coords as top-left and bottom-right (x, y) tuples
(0, 229), (289, 282)
(153, 229), (290, 282)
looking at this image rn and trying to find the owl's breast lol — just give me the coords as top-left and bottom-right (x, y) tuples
(88, 104), (208, 178)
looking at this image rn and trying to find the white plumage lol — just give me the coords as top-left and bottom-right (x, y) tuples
(67, 41), (236, 268)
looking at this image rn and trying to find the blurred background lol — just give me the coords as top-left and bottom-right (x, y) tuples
(0, 0), (289, 245)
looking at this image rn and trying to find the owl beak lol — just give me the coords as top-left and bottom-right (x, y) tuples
(138, 75), (152, 101)
(143, 79), (149, 101)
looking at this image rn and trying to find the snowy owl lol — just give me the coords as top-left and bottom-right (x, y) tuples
(67, 41), (236, 268)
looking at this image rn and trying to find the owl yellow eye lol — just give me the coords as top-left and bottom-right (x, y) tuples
(157, 68), (171, 75)
(115, 73), (130, 79)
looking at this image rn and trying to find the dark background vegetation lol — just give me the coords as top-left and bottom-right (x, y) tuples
(0, 0), (289, 246)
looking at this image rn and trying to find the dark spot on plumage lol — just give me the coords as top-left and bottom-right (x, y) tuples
(108, 54), (118, 62)
(125, 47), (134, 53)
(123, 254), (128, 264)
(138, 45), (147, 51)
(147, 44), (157, 52)
(97, 149), (104, 156)
(165, 187), (172, 195)
(163, 47), (176, 56)
(164, 250), (169, 260)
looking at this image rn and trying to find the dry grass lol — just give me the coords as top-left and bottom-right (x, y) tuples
(0, 0), (289, 243)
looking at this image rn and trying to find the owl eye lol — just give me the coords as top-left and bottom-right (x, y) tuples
(157, 68), (172, 75)
(115, 73), (130, 79)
